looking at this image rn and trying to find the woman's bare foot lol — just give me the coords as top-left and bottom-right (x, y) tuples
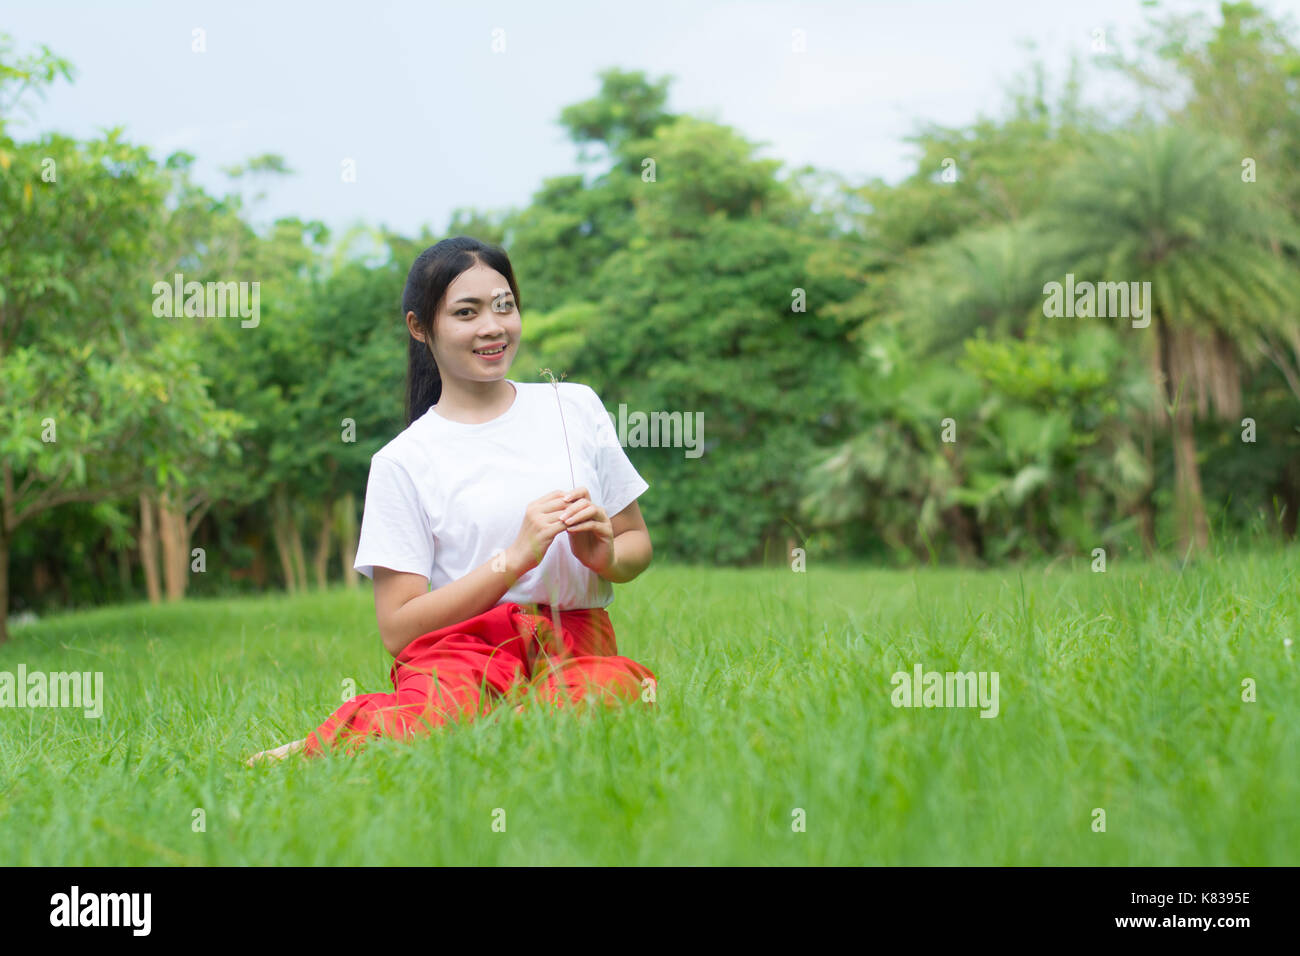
(245, 737), (307, 767)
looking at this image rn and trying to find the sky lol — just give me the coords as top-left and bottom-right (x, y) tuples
(6, 0), (1299, 241)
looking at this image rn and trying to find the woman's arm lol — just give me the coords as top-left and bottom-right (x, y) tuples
(595, 500), (652, 583)
(373, 490), (570, 658)
(561, 492), (652, 584)
(373, 547), (532, 658)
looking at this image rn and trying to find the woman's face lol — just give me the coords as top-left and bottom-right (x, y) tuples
(412, 263), (521, 384)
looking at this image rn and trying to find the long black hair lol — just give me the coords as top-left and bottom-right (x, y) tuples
(402, 236), (523, 426)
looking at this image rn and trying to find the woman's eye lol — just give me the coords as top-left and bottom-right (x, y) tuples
(454, 300), (512, 317)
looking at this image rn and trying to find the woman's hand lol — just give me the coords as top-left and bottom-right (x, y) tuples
(560, 487), (614, 577)
(508, 490), (570, 573)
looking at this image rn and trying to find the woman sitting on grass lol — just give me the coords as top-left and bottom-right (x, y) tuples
(247, 236), (656, 764)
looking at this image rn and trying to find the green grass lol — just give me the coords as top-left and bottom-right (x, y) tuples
(1, 551), (1297, 865)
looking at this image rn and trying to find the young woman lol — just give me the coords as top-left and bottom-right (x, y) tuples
(246, 236), (656, 763)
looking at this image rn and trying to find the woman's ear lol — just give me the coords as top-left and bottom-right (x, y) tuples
(406, 310), (426, 344)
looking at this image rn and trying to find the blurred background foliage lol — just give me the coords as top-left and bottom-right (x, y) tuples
(2, 2), (1300, 636)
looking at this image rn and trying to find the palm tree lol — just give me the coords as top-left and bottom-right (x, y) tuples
(888, 218), (1053, 355)
(1037, 123), (1300, 555)
(805, 219), (1134, 562)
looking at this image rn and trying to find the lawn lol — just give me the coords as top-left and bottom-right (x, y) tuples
(1, 550), (1296, 865)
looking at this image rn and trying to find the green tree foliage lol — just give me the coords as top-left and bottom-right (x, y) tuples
(802, 8), (1300, 565)
(0, 38), (242, 638)
(504, 69), (678, 314)
(7, 6), (1300, 625)
(1036, 122), (1300, 554)
(520, 109), (864, 563)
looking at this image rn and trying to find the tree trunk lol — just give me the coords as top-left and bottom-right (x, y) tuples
(1136, 422), (1157, 557)
(0, 521), (9, 646)
(32, 561), (52, 598)
(337, 491), (359, 589)
(0, 462), (10, 645)
(139, 491), (162, 604)
(273, 515), (296, 593)
(251, 533), (269, 588)
(272, 485), (307, 593)
(1135, 495), (1156, 556)
(289, 514), (308, 591)
(158, 486), (189, 601)
(312, 499), (334, 589)
(1171, 408), (1210, 555)
(944, 504), (984, 564)
(1157, 313), (1210, 555)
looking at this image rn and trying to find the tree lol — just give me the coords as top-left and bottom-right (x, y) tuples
(0, 40), (241, 639)
(560, 114), (863, 563)
(1104, 1), (1300, 405)
(1037, 123), (1300, 555)
(503, 69), (678, 314)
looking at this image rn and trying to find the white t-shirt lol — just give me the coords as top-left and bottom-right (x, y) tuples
(352, 379), (648, 610)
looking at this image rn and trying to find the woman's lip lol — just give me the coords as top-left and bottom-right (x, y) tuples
(474, 344), (507, 360)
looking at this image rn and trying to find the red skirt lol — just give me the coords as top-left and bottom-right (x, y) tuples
(302, 602), (656, 756)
